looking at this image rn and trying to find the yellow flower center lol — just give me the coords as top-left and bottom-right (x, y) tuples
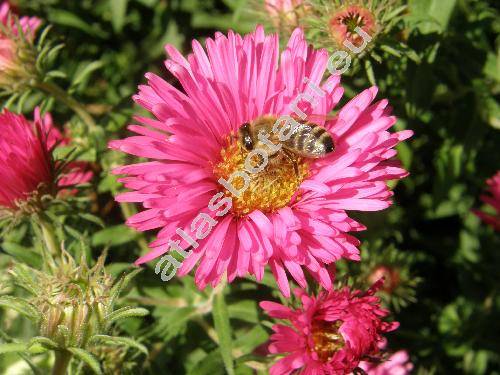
(213, 137), (309, 216)
(311, 320), (345, 362)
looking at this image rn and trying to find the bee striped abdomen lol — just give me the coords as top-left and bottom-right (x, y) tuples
(287, 123), (335, 158)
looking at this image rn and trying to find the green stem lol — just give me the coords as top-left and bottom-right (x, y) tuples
(52, 350), (72, 375)
(39, 218), (59, 257)
(37, 217), (59, 273)
(34, 81), (97, 131)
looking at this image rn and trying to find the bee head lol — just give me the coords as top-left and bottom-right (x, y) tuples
(238, 123), (254, 151)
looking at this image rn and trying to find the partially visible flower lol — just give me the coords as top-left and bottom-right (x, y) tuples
(0, 109), (92, 216)
(0, 2), (40, 33)
(359, 350), (413, 375)
(0, 1), (41, 91)
(368, 265), (400, 293)
(260, 0), (411, 83)
(329, 4), (377, 49)
(264, 0), (303, 29)
(260, 280), (399, 374)
(473, 171), (500, 231)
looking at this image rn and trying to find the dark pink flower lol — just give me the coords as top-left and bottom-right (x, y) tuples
(359, 350), (413, 375)
(260, 280), (399, 374)
(473, 171), (500, 231)
(0, 109), (91, 212)
(110, 27), (412, 296)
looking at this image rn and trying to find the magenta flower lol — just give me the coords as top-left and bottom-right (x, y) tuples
(473, 171), (500, 231)
(109, 26), (412, 296)
(0, 109), (92, 212)
(359, 350), (413, 375)
(260, 280), (399, 374)
(0, 1), (41, 87)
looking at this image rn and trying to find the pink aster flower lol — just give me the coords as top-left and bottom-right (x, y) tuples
(260, 279), (399, 374)
(0, 109), (91, 213)
(0, 1), (41, 89)
(109, 26), (412, 296)
(359, 350), (413, 375)
(473, 171), (500, 231)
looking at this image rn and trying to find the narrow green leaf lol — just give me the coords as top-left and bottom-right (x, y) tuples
(78, 212), (105, 227)
(108, 268), (142, 308)
(29, 336), (59, 351)
(0, 343), (27, 355)
(212, 290), (234, 375)
(3, 245), (42, 271)
(47, 10), (108, 38)
(0, 296), (40, 321)
(67, 347), (102, 375)
(90, 334), (148, 355)
(105, 306), (149, 324)
(110, 0), (128, 33)
(72, 60), (104, 87)
(92, 225), (139, 247)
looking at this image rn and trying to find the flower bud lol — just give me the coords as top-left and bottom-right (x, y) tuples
(0, 1), (41, 92)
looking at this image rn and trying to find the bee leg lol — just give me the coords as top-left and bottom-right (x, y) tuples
(283, 149), (299, 177)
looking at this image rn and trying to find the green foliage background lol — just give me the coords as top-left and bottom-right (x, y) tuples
(0, 0), (499, 374)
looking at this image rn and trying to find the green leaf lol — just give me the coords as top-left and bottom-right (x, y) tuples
(188, 349), (225, 375)
(91, 225), (139, 247)
(0, 343), (27, 355)
(212, 289), (234, 375)
(228, 300), (259, 323)
(105, 306), (149, 324)
(67, 347), (102, 375)
(29, 337), (59, 351)
(77, 213), (105, 229)
(47, 10), (109, 38)
(110, 0), (128, 33)
(1, 242), (42, 268)
(72, 61), (104, 88)
(410, 0), (457, 34)
(0, 296), (40, 321)
(233, 325), (268, 354)
(153, 306), (196, 341)
(108, 268), (142, 308)
(90, 334), (148, 355)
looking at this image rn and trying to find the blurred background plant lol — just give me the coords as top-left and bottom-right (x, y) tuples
(0, 0), (497, 374)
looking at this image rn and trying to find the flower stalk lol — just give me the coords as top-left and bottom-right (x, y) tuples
(34, 81), (97, 132)
(52, 350), (72, 375)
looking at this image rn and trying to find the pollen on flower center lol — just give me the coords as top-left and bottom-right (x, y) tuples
(213, 136), (309, 216)
(311, 320), (345, 363)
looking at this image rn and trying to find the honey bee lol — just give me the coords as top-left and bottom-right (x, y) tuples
(237, 115), (335, 174)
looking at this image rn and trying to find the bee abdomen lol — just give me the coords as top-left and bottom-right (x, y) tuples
(290, 124), (334, 158)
